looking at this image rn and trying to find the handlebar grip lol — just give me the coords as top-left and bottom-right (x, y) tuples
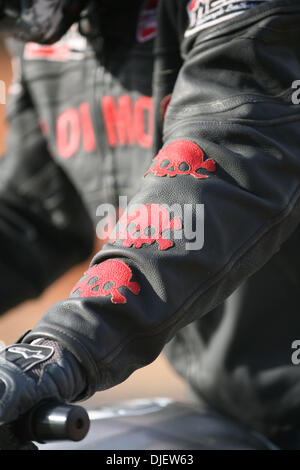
(14, 402), (90, 444)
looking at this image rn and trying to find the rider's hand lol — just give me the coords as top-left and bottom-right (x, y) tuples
(0, 339), (87, 426)
(0, 423), (38, 450)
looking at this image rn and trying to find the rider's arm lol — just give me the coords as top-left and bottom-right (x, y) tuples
(0, 42), (94, 314)
(22, 0), (300, 399)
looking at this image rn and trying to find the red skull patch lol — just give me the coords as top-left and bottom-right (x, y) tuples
(71, 259), (140, 304)
(111, 204), (182, 250)
(145, 140), (216, 179)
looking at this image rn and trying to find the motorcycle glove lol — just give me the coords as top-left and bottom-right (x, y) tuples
(0, 338), (87, 426)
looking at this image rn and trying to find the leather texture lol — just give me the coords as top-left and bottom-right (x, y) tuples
(0, 0), (299, 445)
(23, 0), (300, 442)
(0, 1), (154, 312)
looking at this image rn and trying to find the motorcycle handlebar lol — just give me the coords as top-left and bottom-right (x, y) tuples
(13, 402), (90, 445)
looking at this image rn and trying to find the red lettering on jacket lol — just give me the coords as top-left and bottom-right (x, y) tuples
(102, 95), (153, 148)
(25, 43), (71, 61)
(102, 95), (135, 147)
(79, 103), (97, 153)
(56, 108), (81, 159)
(56, 96), (153, 158)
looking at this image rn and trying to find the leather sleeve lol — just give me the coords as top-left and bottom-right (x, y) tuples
(0, 42), (94, 314)
(24, 0), (300, 399)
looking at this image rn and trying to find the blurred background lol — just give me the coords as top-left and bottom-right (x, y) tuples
(0, 37), (186, 408)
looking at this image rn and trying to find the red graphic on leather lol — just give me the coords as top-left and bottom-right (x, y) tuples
(71, 260), (140, 304)
(111, 204), (182, 250)
(24, 25), (87, 61)
(137, 0), (158, 43)
(145, 140), (216, 179)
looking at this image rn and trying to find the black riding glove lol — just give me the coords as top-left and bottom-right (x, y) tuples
(0, 339), (87, 426)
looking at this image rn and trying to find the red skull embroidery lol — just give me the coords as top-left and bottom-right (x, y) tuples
(145, 139), (216, 179)
(71, 259), (140, 304)
(111, 204), (182, 250)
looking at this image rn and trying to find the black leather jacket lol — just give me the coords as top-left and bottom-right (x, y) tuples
(3, 0), (300, 443)
(0, 0), (155, 312)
